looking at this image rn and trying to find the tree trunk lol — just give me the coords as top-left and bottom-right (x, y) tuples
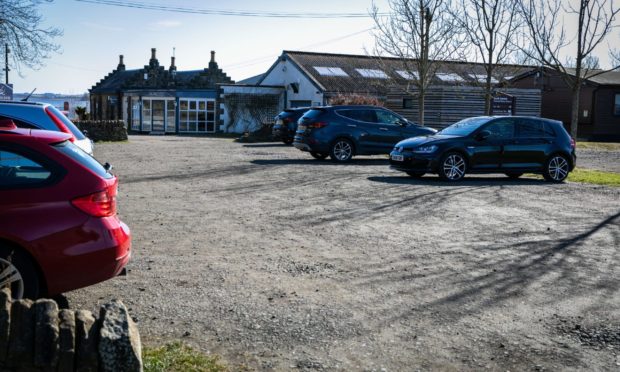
(570, 84), (581, 138)
(418, 91), (425, 126)
(484, 78), (492, 116)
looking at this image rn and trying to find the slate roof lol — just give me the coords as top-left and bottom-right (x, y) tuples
(268, 51), (536, 95)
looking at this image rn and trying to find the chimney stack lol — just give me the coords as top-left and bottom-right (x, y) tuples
(151, 48), (156, 60)
(170, 56), (177, 73)
(210, 51), (215, 63)
(117, 54), (125, 71)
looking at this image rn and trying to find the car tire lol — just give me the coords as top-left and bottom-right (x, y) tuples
(438, 152), (467, 181)
(406, 171), (425, 178)
(283, 138), (293, 145)
(543, 154), (570, 182)
(330, 139), (354, 162)
(0, 244), (40, 300)
(310, 152), (328, 160)
(505, 172), (524, 179)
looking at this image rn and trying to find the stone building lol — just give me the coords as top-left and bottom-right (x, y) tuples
(90, 48), (233, 134)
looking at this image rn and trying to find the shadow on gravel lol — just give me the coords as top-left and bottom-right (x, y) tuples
(122, 164), (262, 184)
(243, 143), (290, 148)
(252, 158), (389, 166)
(367, 209), (620, 325)
(368, 175), (551, 186)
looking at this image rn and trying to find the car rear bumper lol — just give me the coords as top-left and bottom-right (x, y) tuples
(42, 216), (132, 296)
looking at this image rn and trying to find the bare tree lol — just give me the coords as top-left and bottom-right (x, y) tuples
(371, 0), (462, 125)
(517, 0), (620, 138)
(455, 0), (521, 115)
(0, 0), (62, 79)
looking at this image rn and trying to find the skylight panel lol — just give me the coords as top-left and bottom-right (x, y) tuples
(436, 73), (465, 82)
(469, 74), (498, 84)
(313, 66), (348, 77)
(396, 70), (418, 80)
(356, 68), (389, 79)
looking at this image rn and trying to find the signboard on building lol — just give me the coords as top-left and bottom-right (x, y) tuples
(0, 84), (13, 101)
(491, 92), (516, 116)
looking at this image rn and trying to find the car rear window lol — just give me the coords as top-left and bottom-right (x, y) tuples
(52, 141), (112, 179)
(301, 109), (325, 121)
(46, 106), (86, 140)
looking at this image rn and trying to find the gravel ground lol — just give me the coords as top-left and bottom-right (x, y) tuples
(575, 148), (620, 173)
(65, 136), (620, 371)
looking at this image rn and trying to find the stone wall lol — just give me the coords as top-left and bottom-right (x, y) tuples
(0, 289), (142, 372)
(75, 120), (128, 142)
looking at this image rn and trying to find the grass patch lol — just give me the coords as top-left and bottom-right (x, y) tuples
(567, 168), (620, 187)
(577, 141), (620, 151)
(143, 342), (227, 372)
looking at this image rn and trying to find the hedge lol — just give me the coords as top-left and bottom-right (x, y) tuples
(75, 120), (128, 142)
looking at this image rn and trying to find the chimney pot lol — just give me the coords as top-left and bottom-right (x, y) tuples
(119, 55), (124, 64)
(210, 51), (215, 63)
(151, 48), (156, 60)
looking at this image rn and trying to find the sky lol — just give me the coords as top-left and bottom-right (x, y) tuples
(6, 0), (620, 94)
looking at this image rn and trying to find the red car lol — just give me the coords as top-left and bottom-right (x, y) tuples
(0, 119), (131, 299)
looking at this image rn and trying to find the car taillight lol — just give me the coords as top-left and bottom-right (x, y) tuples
(308, 121), (328, 129)
(71, 183), (118, 217)
(45, 107), (75, 142)
(570, 137), (576, 149)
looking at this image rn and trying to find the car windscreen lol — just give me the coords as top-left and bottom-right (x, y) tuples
(52, 140), (112, 179)
(439, 117), (492, 136)
(46, 106), (86, 140)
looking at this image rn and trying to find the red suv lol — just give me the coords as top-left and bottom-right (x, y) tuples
(0, 120), (131, 299)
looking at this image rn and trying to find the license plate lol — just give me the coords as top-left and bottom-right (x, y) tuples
(391, 154), (404, 162)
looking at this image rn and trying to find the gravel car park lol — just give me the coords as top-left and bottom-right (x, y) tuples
(66, 136), (620, 371)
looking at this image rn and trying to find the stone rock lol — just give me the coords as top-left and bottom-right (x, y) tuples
(0, 288), (11, 363)
(75, 310), (99, 372)
(57, 309), (76, 372)
(34, 299), (60, 367)
(6, 299), (35, 369)
(98, 300), (142, 372)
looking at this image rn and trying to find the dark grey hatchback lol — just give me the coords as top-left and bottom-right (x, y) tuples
(389, 116), (576, 182)
(293, 105), (436, 162)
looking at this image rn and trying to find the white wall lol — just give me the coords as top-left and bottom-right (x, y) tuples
(260, 58), (324, 108)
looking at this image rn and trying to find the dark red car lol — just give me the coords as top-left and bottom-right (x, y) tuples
(0, 119), (131, 299)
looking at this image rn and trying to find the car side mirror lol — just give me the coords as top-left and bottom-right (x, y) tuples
(397, 119), (408, 127)
(475, 130), (491, 141)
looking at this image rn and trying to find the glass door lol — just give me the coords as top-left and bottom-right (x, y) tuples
(151, 100), (165, 132)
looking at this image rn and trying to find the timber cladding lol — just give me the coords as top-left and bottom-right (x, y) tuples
(386, 86), (541, 129)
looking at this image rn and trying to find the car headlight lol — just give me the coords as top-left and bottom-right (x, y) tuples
(413, 145), (438, 153)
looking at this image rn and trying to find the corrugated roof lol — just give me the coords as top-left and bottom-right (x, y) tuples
(282, 51), (535, 95)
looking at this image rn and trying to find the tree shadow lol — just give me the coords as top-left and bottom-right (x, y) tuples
(251, 158), (389, 167)
(354, 209), (620, 327)
(368, 175), (552, 187)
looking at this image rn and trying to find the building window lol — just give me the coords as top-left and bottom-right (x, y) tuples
(131, 98), (140, 131)
(614, 94), (620, 116)
(179, 99), (216, 133)
(403, 98), (413, 109)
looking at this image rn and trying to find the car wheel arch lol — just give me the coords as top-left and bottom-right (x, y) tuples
(0, 238), (48, 297)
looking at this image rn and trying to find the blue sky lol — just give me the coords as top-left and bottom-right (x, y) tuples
(8, 0), (620, 94)
(11, 0), (388, 94)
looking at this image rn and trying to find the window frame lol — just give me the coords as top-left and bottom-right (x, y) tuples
(0, 143), (65, 190)
(614, 93), (620, 117)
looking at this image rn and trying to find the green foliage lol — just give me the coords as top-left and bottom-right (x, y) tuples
(567, 168), (620, 187)
(74, 106), (90, 121)
(576, 142), (620, 151)
(143, 342), (227, 372)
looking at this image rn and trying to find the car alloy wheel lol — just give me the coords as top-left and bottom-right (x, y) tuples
(0, 257), (24, 299)
(440, 153), (466, 181)
(544, 155), (569, 182)
(330, 139), (353, 162)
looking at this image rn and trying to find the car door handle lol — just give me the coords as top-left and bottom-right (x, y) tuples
(347, 124), (357, 128)
(379, 128), (389, 131)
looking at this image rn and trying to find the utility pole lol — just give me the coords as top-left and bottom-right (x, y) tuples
(3, 44), (9, 85)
